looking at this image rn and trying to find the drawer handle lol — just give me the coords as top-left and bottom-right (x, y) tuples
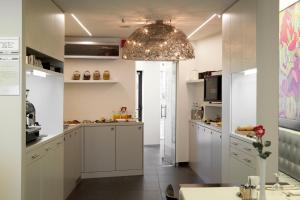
(243, 158), (252, 163)
(31, 154), (40, 159)
(111, 127), (115, 131)
(232, 142), (238, 146)
(45, 147), (52, 151)
(232, 152), (238, 156)
(243, 148), (252, 152)
(57, 142), (61, 145)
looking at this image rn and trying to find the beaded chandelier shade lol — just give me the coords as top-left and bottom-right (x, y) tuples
(122, 20), (195, 61)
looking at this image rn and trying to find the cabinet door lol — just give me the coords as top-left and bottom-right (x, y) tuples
(229, 155), (256, 185)
(41, 144), (55, 200)
(64, 132), (75, 199)
(25, 156), (42, 200)
(116, 125), (143, 171)
(189, 123), (196, 170)
(73, 129), (81, 181)
(212, 131), (222, 183)
(203, 128), (212, 183)
(197, 125), (205, 179)
(84, 126), (116, 172)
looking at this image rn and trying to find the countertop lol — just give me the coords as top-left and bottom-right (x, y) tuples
(190, 120), (222, 132)
(26, 121), (144, 152)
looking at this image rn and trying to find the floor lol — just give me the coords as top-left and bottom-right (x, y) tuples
(67, 145), (204, 200)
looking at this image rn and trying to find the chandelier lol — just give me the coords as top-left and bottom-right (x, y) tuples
(122, 20), (195, 61)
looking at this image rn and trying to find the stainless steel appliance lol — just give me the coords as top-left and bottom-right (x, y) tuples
(26, 89), (41, 143)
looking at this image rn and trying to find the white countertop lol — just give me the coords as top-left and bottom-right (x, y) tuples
(179, 187), (296, 200)
(190, 120), (222, 133)
(26, 121), (144, 152)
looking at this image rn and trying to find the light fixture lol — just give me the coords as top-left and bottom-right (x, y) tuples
(187, 13), (219, 39)
(243, 68), (257, 76)
(33, 70), (47, 78)
(71, 14), (92, 36)
(122, 20), (194, 61)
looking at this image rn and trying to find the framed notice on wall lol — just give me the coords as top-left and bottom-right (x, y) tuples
(0, 37), (20, 96)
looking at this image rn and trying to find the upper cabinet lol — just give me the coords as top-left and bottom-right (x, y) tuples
(224, 0), (256, 73)
(25, 0), (65, 61)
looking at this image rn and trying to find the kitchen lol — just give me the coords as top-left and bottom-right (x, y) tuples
(0, 0), (298, 200)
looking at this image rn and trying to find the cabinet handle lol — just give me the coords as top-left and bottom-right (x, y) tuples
(57, 142), (61, 145)
(232, 152), (238, 157)
(243, 148), (252, 152)
(220, 135), (222, 139)
(69, 134), (72, 138)
(31, 154), (40, 159)
(111, 127), (115, 131)
(232, 142), (238, 146)
(138, 126), (142, 130)
(243, 158), (251, 163)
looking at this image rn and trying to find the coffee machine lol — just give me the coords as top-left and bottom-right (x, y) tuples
(26, 89), (41, 143)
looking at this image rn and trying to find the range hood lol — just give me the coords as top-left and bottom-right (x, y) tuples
(65, 37), (121, 59)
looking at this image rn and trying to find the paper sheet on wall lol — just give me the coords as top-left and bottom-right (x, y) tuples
(0, 37), (20, 96)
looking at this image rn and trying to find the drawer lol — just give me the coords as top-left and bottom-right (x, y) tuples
(231, 147), (256, 169)
(26, 147), (44, 165)
(231, 137), (256, 156)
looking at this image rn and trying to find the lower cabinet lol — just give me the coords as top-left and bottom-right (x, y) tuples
(116, 125), (143, 171)
(229, 136), (257, 185)
(83, 124), (144, 178)
(64, 127), (82, 199)
(189, 122), (222, 183)
(25, 136), (64, 200)
(84, 126), (116, 172)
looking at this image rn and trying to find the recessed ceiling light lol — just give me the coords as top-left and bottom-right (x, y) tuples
(71, 13), (92, 36)
(187, 13), (219, 39)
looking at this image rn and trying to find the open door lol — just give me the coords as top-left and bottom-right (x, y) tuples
(160, 62), (177, 165)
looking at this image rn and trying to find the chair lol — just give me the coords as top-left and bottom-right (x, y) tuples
(165, 184), (178, 200)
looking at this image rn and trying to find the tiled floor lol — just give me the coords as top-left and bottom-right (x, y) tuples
(67, 146), (204, 200)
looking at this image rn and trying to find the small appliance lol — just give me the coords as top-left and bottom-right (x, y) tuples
(204, 75), (222, 102)
(26, 89), (41, 143)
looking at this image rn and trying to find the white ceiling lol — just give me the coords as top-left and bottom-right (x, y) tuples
(53, 0), (235, 40)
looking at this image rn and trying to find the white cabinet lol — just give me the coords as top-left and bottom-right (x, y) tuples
(25, 137), (64, 200)
(25, 0), (64, 61)
(25, 150), (43, 200)
(189, 122), (222, 183)
(84, 126), (116, 172)
(116, 125), (143, 171)
(229, 136), (257, 185)
(212, 131), (222, 183)
(64, 127), (82, 199)
(224, 0), (256, 73)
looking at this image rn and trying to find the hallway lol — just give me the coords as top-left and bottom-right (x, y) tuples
(67, 146), (203, 200)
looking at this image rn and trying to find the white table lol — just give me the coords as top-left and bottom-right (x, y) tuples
(179, 186), (300, 200)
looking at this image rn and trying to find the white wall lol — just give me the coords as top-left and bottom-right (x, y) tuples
(136, 61), (161, 145)
(64, 59), (135, 121)
(26, 74), (64, 136)
(176, 33), (222, 162)
(0, 1), (24, 200)
(256, 0), (279, 182)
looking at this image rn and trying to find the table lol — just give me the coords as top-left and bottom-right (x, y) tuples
(179, 186), (300, 200)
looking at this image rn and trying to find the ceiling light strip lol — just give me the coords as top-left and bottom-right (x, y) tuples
(71, 13), (92, 36)
(187, 13), (218, 39)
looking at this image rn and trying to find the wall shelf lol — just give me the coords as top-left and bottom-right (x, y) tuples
(26, 64), (63, 77)
(64, 80), (118, 84)
(187, 79), (204, 84)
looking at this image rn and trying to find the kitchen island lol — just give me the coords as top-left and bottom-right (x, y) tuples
(63, 121), (144, 198)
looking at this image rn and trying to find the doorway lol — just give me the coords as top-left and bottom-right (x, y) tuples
(136, 61), (177, 165)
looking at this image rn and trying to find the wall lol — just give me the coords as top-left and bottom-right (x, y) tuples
(26, 74), (64, 136)
(176, 33), (222, 162)
(0, 0), (24, 199)
(256, 0), (279, 182)
(136, 61), (161, 145)
(64, 59), (136, 121)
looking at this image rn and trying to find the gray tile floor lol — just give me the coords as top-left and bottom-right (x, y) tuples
(67, 146), (204, 200)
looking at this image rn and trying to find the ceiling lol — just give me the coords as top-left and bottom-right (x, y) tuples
(53, 0), (235, 40)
